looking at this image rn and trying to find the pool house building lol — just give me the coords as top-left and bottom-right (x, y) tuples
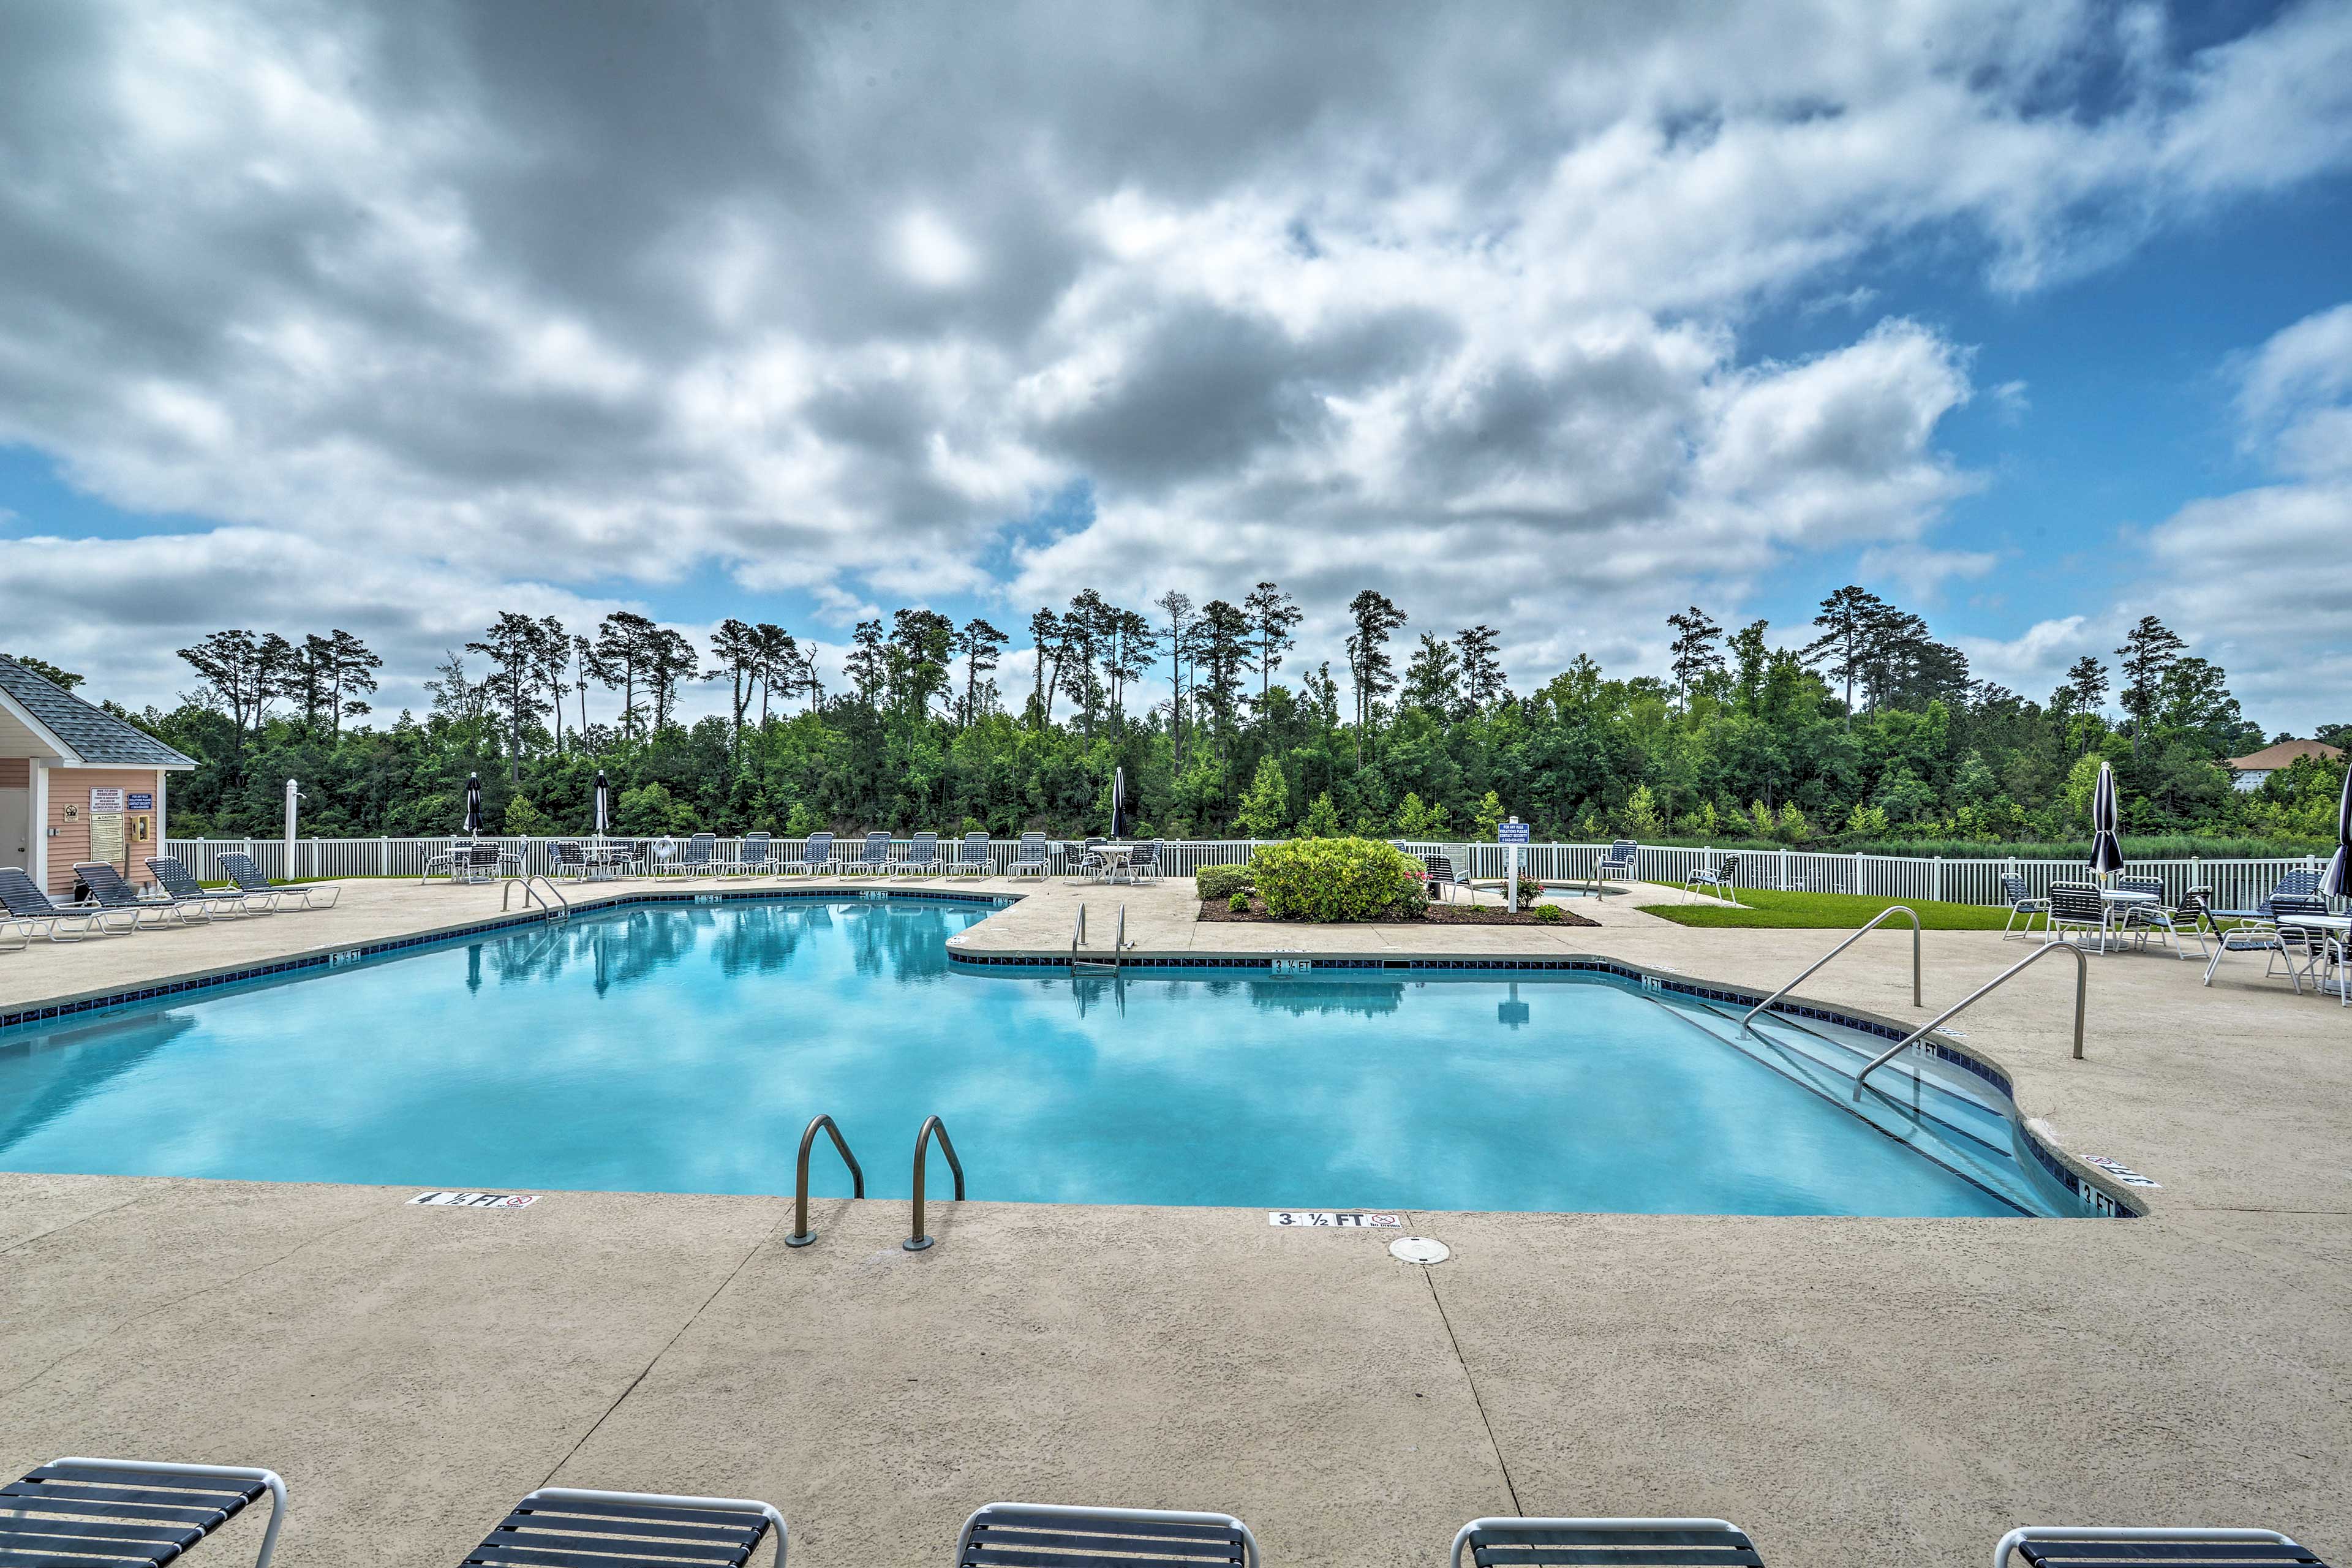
(0, 655), (197, 899)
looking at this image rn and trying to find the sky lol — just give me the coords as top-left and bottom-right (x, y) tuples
(2, 0), (2350, 735)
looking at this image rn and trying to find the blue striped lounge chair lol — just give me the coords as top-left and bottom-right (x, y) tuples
(957, 1504), (1257, 1568)
(1009, 832), (1050, 878)
(785, 831), (834, 876)
(0, 865), (137, 940)
(951, 831), (992, 876)
(2259, 869), (2324, 916)
(661, 832), (719, 878)
(148, 854), (276, 917)
(2000, 875), (2048, 940)
(1597, 840), (1638, 887)
(1452, 1516), (1763, 1568)
(1994, 1526), (2329, 1567)
(895, 831), (943, 876)
(1683, 853), (1741, 903)
(1, 1456), (288, 1568)
(845, 831), (893, 876)
(1423, 853), (1469, 903)
(74, 861), (194, 927)
(220, 851), (339, 909)
(461, 1488), (783, 1568)
(731, 831), (774, 876)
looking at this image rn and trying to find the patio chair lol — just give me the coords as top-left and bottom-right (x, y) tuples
(2113, 874), (2174, 953)
(461, 1488), (784, 1568)
(0, 865), (137, 939)
(2043, 881), (2111, 951)
(221, 851), (341, 910)
(2267, 893), (2334, 992)
(2203, 913), (2284, 988)
(2258, 869), (2324, 915)
(951, 831), (993, 876)
(1992, 1525), (2330, 1567)
(957, 1503), (1259, 1568)
(785, 831), (834, 876)
(896, 831), (944, 876)
(2125, 880), (2217, 960)
(1127, 839), (1162, 883)
(1452, 1515), (1764, 1568)
(552, 840), (592, 881)
(1424, 854), (1470, 903)
(74, 861), (193, 928)
(1999, 875), (2049, 940)
(147, 854), (275, 917)
(1, 1455), (288, 1568)
(1071, 837), (1108, 882)
(731, 831), (775, 876)
(1683, 854), (1741, 904)
(846, 830), (894, 876)
(1009, 832), (1050, 878)
(1597, 839), (1638, 888)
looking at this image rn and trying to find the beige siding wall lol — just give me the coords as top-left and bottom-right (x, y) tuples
(0, 757), (27, 787)
(47, 766), (167, 897)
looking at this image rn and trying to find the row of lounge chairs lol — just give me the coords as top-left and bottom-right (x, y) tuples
(0, 856), (336, 948)
(3, 1456), (2324, 1568)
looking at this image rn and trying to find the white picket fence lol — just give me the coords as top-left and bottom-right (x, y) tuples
(161, 835), (2335, 912)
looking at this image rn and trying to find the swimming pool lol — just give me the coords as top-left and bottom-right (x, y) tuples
(0, 896), (2078, 1216)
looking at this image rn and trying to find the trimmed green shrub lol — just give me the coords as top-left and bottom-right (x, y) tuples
(1196, 864), (1254, 900)
(1228, 891), (1252, 913)
(1532, 902), (1565, 924)
(1250, 837), (1422, 922)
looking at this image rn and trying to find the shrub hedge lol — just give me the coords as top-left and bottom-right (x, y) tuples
(1196, 864), (1255, 900)
(1250, 837), (1423, 922)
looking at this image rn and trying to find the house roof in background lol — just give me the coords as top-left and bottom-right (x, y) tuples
(2223, 738), (2344, 772)
(0, 657), (197, 769)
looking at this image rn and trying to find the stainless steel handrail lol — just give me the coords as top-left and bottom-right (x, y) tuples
(784, 1114), (864, 1248)
(1740, 905), (1920, 1031)
(903, 1114), (965, 1251)
(1071, 903), (1086, 970)
(502, 874), (570, 918)
(1115, 903), (1126, 957)
(1858, 939), (2088, 1090)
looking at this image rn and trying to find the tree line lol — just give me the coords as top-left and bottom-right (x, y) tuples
(14, 580), (2342, 855)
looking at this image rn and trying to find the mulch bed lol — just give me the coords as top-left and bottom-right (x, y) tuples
(1198, 898), (1597, 928)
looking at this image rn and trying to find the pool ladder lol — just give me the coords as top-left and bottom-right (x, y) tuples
(503, 875), (570, 921)
(1071, 902), (1128, 974)
(783, 1112), (965, 1253)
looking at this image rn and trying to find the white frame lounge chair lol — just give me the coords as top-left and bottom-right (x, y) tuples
(951, 832), (992, 876)
(1999, 875), (2048, 940)
(219, 852), (339, 909)
(1992, 1525), (2328, 1568)
(846, 831), (893, 876)
(896, 832), (943, 877)
(461, 1487), (784, 1568)
(785, 832), (834, 876)
(957, 1503), (1259, 1568)
(148, 854), (274, 916)
(731, 831), (775, 877)
(1597, 839), (1638, 888)
(0, 867), (137, 939)
(1683, 854), (1740, 903)
(1452, 1515), (1764, 1568)
(74, 861), (194, 927)
(2043, 881), (2111, 951)
(1009, 833), (1050, 878)
(1, 1456), (288, 1568)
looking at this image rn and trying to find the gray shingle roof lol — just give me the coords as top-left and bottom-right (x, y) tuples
(0, 657), (197, 768)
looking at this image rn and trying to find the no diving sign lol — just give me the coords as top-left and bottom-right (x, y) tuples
(409, 1191), (539, 1208)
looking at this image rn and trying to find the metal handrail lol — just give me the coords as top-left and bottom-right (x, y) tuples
(1071, 903), (1086, 970)
(1115, 903), (1126, 956)
(1740, 905), (1920, 1031)
(502, 874), (570, 918)
(903, 1114), (965, 1251)
(784, 1114), (864, 1248)
(1858, 939), (2089, 1090)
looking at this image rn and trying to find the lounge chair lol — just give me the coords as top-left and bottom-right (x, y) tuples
(845, 831), (893, 876)
(1999, 875), (2048, 940)
(2043, 881), (2111, 951)
(1597, 839), (1638, 888)
(731, 831), (775, 877)
(0, 866), (137, 940)
(1424, 854), (1469, 903)
(461, 1488), (784, 1568)
(221, 851), (341, 910)
(896, 832), (943, 876)
(75, 862), (194, 927)
(1683, 854), (1740, 903)
(951, 831), (992, 876)
(2203, 912), (2285, 988)
(661, 832), (720, 878)
(1452, 1515), (1763, 1568)
(957, 1504), (1258, 1568)
(1009, 832), (1050, 878)
(785, 832), (834, 876)
(1992, 1526), (2329, 1567)
(1126, 839), (1162, 883)
(148, 854), (275, 917)
(1, 1455), (288, 1568)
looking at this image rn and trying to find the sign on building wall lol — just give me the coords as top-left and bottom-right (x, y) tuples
(127, 792), (154, 812)
(88, 787), (125, 812)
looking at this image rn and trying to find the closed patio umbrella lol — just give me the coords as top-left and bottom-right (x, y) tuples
(594, 770), (610, 839)
(463, 773), (484, 839)
(1110, 765), (1126, 839)
(2088, 760), (2124, 879)
(2323, 761), (2350, 900)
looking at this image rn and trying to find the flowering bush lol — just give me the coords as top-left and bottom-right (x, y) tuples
(1250, 837), (1423, 922)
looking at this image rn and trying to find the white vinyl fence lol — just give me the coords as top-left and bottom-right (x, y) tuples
(161, 835), (2337, 912)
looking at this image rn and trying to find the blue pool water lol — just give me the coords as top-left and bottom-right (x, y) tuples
(0, 897), (2055, 1216)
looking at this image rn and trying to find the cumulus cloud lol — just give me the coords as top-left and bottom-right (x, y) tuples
(2, 0), (2351, 712)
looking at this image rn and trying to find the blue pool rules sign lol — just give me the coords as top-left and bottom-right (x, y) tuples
(1497, 820), (1529, 843)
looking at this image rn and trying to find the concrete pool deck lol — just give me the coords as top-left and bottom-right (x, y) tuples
(1, 873), (2348, 1564)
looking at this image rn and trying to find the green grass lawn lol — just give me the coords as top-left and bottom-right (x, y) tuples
(1639, 883), (2015, 930)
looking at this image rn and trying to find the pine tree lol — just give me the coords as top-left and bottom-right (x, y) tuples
(1235, 754), (1290, 839)
(1457, 625), (1505, 708)
(2115, 615), (2187, 760)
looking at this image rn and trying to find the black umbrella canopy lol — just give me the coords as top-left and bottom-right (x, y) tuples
(594, 771), (610, 835)
(463, 773), (484, 837)
(2088, 761), (2125, 876)
(2323, 761), (2350, 900)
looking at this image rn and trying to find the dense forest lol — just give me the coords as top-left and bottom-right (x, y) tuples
(17, 581), (2346, 854)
